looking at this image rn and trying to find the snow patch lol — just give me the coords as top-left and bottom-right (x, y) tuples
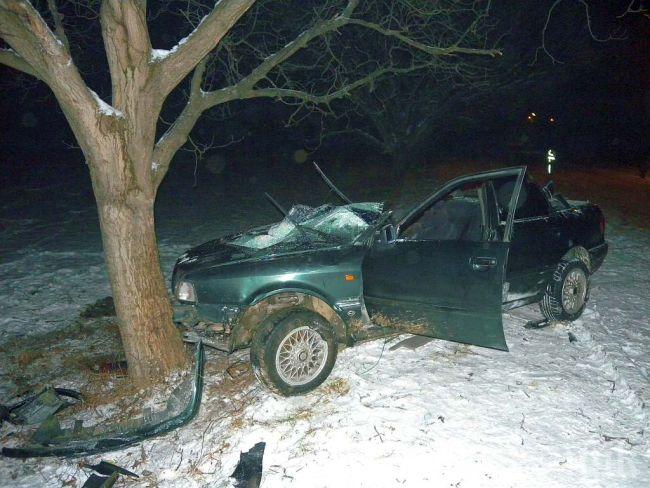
(150, 49), (170, 61)
(89, 90), (124, 118)
(1, 168), (649, 487)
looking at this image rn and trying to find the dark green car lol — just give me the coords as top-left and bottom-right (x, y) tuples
(172, 166), (608, 395)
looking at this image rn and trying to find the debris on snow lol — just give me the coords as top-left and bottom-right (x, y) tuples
(1, 165), (648, 487)
(1, 343), (204, 459)
(82, 471), (118, 487)
(81, 460), (139, 479)
(230, 442), (265, 488)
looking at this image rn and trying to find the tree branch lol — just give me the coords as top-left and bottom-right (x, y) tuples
(232, 8), (356, 92)
(202, 0), (499, 110)
(100, 0), (153, 107)
(46, 0), (69, 50)
(153, 0), (256, 97)
(345, 18), (502, 57)
(0, 47), (40, 79)
(241, 65), (405, 106)
(152, 58), (209, 188)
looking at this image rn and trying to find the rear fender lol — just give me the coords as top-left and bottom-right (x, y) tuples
(561, 246), (591, 272)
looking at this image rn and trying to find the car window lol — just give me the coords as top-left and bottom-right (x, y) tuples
(401, 182), (486, 242)
(518, 183), (550, 218)
(495, 179), (549, 220)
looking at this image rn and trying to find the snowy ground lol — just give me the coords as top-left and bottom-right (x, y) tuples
(0, 163), (648, 487)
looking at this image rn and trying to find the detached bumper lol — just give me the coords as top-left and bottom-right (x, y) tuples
(589, 242), (608, 273)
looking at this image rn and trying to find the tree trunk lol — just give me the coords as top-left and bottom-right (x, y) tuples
(95, 178), (186, 385)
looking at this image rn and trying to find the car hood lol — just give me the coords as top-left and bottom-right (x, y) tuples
(174, 202), (385, 275)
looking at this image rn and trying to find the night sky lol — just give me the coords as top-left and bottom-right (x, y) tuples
(0, 1), (647, 191)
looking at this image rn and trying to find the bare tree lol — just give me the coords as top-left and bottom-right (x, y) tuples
(0, 0), (499, 386)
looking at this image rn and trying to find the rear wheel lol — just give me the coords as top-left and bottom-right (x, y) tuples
(540, 260), (590, 321)
(251, 310), (337, 396)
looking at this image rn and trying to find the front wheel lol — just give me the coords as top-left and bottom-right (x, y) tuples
(251, 310), (338, 396)
(540, 260), (590, 321)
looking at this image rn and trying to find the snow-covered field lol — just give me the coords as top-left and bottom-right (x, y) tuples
(1, 164), (648, 487)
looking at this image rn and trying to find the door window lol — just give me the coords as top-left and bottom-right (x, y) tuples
(400, 182), (489, 242)
(494, 179), (550, 220)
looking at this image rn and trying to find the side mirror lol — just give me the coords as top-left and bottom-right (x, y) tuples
(542, 180), (555, 199)
(380, 224), (396, 244)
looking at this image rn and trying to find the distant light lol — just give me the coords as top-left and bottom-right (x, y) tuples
(547, 149), (556, 174)
(549, 116), (556, 123)
(531, 112), (536, 117)
(345, 274), (356, 281)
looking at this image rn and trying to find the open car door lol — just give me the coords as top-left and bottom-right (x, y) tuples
(362, 167), (526, 350)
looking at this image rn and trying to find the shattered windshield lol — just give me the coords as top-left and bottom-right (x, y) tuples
(231, 203), (383, 250)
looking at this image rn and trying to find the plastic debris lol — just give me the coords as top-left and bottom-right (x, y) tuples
(4, 387), (82, 425)
(230, 442), (266, 488)
(82, 460), (139, 478)
(1, 342), (204, 459)
(82, 472), (118, 488)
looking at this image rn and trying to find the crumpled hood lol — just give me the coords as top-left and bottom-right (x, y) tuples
(174, 236), (255, 271)
(173, 202), (384, 279)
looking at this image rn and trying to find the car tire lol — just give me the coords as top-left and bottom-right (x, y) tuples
(250, 309), (338, 396)
(540, 260), (590, 322)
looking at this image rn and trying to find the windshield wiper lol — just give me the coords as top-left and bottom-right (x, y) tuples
(313, 162), (352, 204)
(264, 192), (288, 217)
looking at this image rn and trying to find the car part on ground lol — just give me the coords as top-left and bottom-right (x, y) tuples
(82, 472), (118, 488)
(1, 342), (204, 459)
(251, 310), (338, 396)
(1, 387), (82, 426)
(81, 461), (138, 488)
(81, 460), (139, 478)
(230, 441), (266, 488)
(540, 260), (590, 321)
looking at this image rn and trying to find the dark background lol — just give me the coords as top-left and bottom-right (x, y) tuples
(0, 1), (647, 199)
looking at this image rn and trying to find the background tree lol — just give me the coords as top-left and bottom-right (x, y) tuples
(305, 0), (647, 180)
(0, 0), (499, 386)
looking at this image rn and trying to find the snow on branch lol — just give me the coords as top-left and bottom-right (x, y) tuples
(153, 0), (256, 96)
(90, 90), (124, 118)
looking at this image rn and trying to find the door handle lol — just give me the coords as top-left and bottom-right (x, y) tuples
(470, 256), (497, 271)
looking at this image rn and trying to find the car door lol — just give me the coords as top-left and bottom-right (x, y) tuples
(495, 180), (569, 304)
(362, 167), (526, 351)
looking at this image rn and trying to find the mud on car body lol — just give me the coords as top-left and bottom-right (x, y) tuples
(172, 166), (608, 396)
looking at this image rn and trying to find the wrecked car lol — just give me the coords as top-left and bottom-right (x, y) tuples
(172, 166), (608, 395)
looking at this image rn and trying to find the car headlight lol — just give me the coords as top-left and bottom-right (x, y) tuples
(176, 281), (197, 303)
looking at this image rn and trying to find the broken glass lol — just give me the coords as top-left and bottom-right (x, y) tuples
(230, 203), (383, 250)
